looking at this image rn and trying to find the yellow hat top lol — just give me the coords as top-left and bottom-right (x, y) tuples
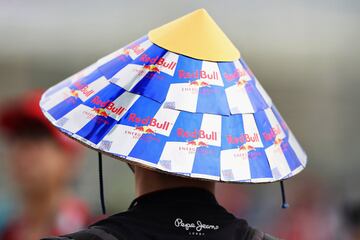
(148, 9), (240, 62)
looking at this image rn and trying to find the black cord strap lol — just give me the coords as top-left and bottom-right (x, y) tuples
(280, 180), (289, 209)
(98, 152), (106, 214)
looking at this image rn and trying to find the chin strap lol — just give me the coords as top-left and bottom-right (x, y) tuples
(98, 152), (106, 215)
(280, 180), (289, 209)
(127, 163), (135, 173)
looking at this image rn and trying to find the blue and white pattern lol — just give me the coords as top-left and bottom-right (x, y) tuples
(94, 36), (272, 115)
(40, 36), (307, 183)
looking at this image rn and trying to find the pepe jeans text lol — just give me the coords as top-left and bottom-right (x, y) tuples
(174, 218), (219, 232)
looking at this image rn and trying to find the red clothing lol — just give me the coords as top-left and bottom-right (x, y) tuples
(1, 197), (90, 240)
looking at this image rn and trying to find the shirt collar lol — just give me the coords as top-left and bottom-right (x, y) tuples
(129, 187), (218, 209)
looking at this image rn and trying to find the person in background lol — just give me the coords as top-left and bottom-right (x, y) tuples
(0, 90), (90, 240)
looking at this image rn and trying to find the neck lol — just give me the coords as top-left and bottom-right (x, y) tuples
(134, 166), (215, 197)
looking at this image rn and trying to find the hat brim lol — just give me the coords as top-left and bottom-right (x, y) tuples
(40, 81), (306, 184)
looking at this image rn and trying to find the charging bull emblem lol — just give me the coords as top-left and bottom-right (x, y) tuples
(92, 108), (109, 118)
(189, 80), (211, 87)
(187, 139), (209, 147)
(143, 64), (161, 73)
(238, 144), (255, 151)
(134, 126), (156, 135)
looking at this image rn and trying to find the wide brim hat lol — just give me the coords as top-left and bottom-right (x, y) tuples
(39, 9), (307, 184)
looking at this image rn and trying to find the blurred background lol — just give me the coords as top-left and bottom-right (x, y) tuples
(0, 0), (359, 239)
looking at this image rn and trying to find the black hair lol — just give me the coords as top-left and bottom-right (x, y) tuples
(9, 118), (53, 140)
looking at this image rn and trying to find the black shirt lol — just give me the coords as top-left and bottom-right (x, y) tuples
(42, 187), (277, 240)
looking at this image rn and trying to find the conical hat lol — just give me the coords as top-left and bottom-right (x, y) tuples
(40, 9), (307, 183)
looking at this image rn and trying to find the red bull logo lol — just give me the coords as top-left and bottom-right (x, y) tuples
(262, 126), (282, 141)
(232, 144), (256, 159)
(69, 89), (79, 98)
(178, 70), (219, 80)
(189, 80), (211, 87)
(273, 137), (283, 145)
(186, 139), (209, 147)
(177, 128), (217, 141)
(92, 107), (109, 118)
(238, 144), (255, 151)
(72, 81), (94, 97)
(91, 96), (126, 117)
(223, 68), (248, 81)
(128, 113), (170, 131)
(134, 126), (156, 135)
(237, 79), (248, 87)
(143, 64), (161, 73)
(139, 54), (177, 70)
(226, 133), (260, 144)
(272, 137), (285, 154)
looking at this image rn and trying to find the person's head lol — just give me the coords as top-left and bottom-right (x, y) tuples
(132, 165), (215, 197)
(0, 90), (82, 199)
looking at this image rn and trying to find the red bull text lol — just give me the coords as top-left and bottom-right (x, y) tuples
(128, 113), (170, 131)
(72, 82), (94, 97)
(177, 128), (217, 141)
(139, 54), (177, 70)
(226, 133), (260, 144)
(91, 96), (126, 117)
(178, 70), (219, 80)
